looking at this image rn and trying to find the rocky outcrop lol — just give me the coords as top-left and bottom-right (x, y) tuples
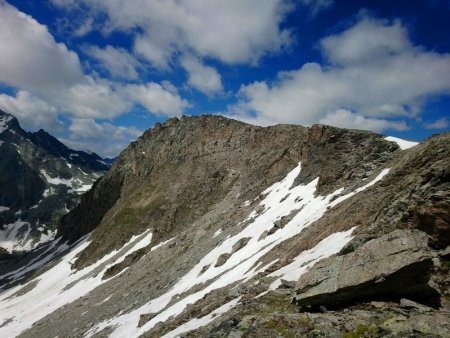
(294, 230), (439, 310)
(294, 124), (398, 195)
(57, 172), (123, 244)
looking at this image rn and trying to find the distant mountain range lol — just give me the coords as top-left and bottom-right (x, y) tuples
(0, 110), (110, 255)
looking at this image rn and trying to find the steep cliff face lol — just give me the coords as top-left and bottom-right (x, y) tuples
(1, 115), (448, 338)
(0, 110), (109, 255)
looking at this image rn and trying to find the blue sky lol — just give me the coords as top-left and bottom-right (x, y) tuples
(0, 0), (449, 157)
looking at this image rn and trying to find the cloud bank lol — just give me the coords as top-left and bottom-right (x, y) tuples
(0, 1), (191, 156)
(227, 15), (450, 131)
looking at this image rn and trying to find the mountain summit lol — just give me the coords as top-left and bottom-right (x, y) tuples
(0, 115), (449, 337)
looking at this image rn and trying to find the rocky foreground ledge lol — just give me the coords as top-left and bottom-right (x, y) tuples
(294, 229), (439, 310)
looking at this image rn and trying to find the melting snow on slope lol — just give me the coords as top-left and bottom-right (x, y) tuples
(0, 239), (66, 289)
(212, 228), (223, 238)
(161, 297), (242, 338)
(86, 164), (390, 338)
(40, 169), (73, 187)
(0, 219), (57, 253)
(385, 136), (418, 150)
(74, 183), (93, 193)
(329, 169), (390, 207)
(40, 169), (94, 194)
(0, 220), (32, 253)
(268, 227), (355, 290)
(150, 237), (176, 252)
(0, 230), (153, 337)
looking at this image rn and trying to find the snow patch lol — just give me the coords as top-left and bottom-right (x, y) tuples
(385, 136), (418, 150)
(104, 232), (153, 272)
(268, 228), (355, 290)
(97, 159), (109, 166)
(40, 169), (94, 194)
(0, 239), (66, 287)
(329, 169), (390, 207)
(0, 206), (10, 213)
(40, 169), (72, 187)
(161, 297), (241, 338)
(97, 294), (113, 306)
(38, 230), (56, 246)
(0, 230), (153, 337)
(150, 237), (176, 252)
(0, 218), (56, 254)
(73, 183), (93, 193)
(0, 220), (31, 253)
(212, 228), (223, 238)
(79, 168), (88, 176)
(42, 188), (54, 198)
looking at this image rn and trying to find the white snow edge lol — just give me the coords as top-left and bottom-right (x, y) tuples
(385, 136), (418, 150)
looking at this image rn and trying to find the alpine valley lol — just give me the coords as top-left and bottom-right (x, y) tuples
(0, 114), (449, 337)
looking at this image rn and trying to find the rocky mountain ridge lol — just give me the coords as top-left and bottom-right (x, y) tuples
(0, 110), (109, 256)
(58, 115), (399, 268)
(0, 115), (448, 337)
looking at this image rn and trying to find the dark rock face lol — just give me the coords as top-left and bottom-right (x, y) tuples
(294, 124), (398, 195)
(58, 172), (123, 244)
(294, 230), (439, 310)
(0, 110), (109, 254)
(0, 145), (46, 209)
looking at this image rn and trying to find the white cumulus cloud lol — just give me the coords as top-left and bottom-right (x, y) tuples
(424, 117), (449, 130)
(0, 2), (191, 155)
(0, 1), (83, 93)
(84, 45), (141, 80)
(51, 0), (294, 67)
(126, 82), (190, 117)
(181, 56), (223, 95)
(0, 90), (62, 131)
(227, 15), (450, 131)
(319, 109), (408, 132)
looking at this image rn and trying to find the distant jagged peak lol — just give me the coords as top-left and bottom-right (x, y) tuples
(28, 127), (108, 169)
(0, 109), (110, 171)
(0, 109), (21, 134)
